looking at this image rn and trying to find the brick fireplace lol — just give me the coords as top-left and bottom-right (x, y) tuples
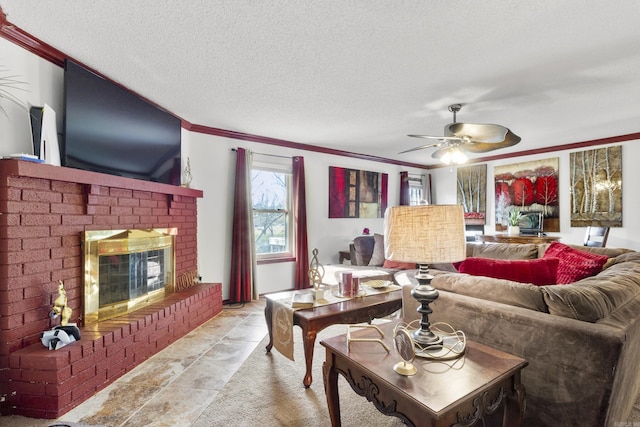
(0, 159), (222, 419)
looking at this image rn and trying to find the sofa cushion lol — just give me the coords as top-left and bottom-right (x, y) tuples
(468, 243), (539, 260)
(542, 261), (640, 322)
(456, 257), (559, 286)
(612, 251), (640, 265)
(543, 242), (609, 284)
(383, 259), (416, 270)
(429, 272), (548, 312)
(538, 243), (633, 259)
(368, 233), (385, 266)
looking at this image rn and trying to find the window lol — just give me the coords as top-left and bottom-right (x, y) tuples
(251, 160), (293, 261)
(408, 176), (424, 206)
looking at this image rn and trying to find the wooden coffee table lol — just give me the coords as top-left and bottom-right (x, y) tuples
(264, 289), (402, 388)
(321, 320), (528, 427)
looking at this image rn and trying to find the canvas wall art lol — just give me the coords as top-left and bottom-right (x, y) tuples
(569, 145), (622, 227)
(494, 157), (560, 232)
(457, 164), (487, 225)
(328, 166), (388, 218)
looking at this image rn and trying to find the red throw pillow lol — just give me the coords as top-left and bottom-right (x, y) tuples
(383, 259), (416, 270)
(542, 241), (609, 284)
(457, 257), (559, 286)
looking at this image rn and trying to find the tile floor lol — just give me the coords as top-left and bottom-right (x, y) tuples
(4, 299), (268, 427)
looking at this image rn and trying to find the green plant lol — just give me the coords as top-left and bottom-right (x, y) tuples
(0, 65), (27, 118)
(508, 208), (523, 226)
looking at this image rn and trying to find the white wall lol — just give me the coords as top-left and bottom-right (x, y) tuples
(184, 130), (422, 298)
(0, 37), (63, 156)
(430, 141), (640, 251)
(4, 36), (640, 301)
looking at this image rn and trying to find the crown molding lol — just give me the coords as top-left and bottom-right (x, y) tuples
(182, 121), (429, 169)
(434, 132), (640, 169)
(0, 8), (65, 67)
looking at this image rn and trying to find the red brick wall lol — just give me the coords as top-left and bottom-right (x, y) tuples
(0, 160), (221, 418)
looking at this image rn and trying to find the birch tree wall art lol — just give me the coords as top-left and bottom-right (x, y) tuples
(570, 146), (622, 227)
(494, 158), (560, 232)
(457, 164), (487, 225)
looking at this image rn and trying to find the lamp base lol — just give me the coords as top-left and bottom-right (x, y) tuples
(393, 361), (417, 376)
(411, 264), (443, 348)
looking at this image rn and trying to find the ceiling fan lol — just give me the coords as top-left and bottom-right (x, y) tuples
(402, 104), (521, 164)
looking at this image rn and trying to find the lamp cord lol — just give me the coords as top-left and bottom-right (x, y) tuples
(395, 320), (467, 360)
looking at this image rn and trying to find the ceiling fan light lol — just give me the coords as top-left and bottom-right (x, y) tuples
(452, 148), (468, 164)
(440, 147), (467, 165)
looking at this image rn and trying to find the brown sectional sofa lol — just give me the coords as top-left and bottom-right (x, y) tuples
(399, 242), (640, 427)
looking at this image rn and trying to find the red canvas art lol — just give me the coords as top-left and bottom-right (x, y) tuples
(329, 166), (388, 218)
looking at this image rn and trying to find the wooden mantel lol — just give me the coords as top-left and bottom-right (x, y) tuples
(0, 159), (203, 198)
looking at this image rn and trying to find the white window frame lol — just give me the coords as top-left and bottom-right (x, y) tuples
(408, 176), (424, 206)
(251, 157), (294, 262)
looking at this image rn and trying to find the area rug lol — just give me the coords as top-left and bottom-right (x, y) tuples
(193, 323), (404, 427)
(193, 322), (640, 427)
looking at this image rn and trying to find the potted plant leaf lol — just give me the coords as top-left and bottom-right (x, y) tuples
(0, 65), (27, 117)
(507, 207), (523, 235)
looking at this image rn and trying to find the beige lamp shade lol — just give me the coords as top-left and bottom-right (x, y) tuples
(384, 205), (466, 264)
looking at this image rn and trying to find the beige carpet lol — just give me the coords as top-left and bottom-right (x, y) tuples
(194, 321), (640, 427)
(193, 323), (404, 427)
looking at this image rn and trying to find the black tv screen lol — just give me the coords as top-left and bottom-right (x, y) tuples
(63, 59), (181, 185)
(519, 211), (544, 235)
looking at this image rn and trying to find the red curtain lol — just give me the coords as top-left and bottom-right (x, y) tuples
(293, 156), (309, 290)
(399, 171), (410, 205)
(381, 172), (388, 213)
(229, 148), (255, 303)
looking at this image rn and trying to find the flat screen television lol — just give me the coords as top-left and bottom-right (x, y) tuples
(518, 211), (544, 235)
(63, 59), (181, 185)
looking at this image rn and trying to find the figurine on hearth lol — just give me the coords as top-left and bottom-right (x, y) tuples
(40, 280), (81, 350)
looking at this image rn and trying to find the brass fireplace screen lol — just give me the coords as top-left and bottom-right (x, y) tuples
(83, 228), (176, 324)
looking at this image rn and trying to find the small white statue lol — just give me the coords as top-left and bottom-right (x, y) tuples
(307, 249), (326, 299)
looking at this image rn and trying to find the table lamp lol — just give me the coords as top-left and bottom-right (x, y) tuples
(384, 205), (466, 348)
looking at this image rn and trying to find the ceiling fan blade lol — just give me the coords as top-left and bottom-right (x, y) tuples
(462, 129), (522, 153)
(447, 123), (509, 143)
(398, 141), (443, 154)
(406, 104), (520, 158)
(407, 134), (464, 141)
(430, 146), (450, 160)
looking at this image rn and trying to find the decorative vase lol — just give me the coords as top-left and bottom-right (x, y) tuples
(508, 225), (520, 235)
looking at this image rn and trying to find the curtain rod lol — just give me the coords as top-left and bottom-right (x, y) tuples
(231, 148), (292, 159)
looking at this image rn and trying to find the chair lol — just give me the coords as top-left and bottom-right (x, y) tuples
(349, 235), (376, 266)
(584, 226), (610, 247)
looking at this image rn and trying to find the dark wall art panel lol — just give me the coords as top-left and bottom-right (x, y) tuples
(329, 166), (388, 218)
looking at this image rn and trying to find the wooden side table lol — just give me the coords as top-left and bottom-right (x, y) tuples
(477, 234), (561, 245)
(321, 320), (528, 426)
(264, 290), (402, 388)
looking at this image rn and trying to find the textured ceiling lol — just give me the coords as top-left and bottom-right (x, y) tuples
(2, 0), (640, 166)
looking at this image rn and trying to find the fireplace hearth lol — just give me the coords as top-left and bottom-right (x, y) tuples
(0, 160), (221, 419)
